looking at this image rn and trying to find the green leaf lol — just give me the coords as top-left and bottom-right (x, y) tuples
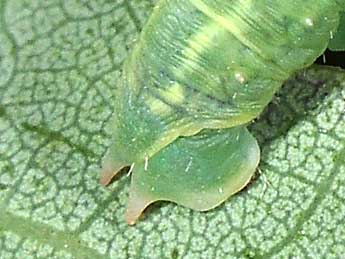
(0, 1), (345, 259)
(329, 12), (345, 51)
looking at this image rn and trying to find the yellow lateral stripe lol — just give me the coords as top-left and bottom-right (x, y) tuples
(189, 0), (263, 55)
(189, 0), (289, 78)
(181, 23), (215, 67)
(175, 22), (219, 76)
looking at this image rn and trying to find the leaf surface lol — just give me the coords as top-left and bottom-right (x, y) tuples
(0, 1), (345, 258)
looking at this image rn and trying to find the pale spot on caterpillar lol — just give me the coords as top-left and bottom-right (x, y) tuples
(146, 96), (172, 115)
(159, 83), (185, 105)
(305, 18), (314, 27)
(235, 72), (246, 84)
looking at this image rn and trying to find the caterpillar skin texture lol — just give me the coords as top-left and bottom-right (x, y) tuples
(101, 0), (344, 224)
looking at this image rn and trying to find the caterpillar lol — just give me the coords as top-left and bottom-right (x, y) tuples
(329, 11), (345, 50)
(101, 0), (344, 225)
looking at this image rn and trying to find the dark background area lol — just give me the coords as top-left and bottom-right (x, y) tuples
(315, 49), (345, 68)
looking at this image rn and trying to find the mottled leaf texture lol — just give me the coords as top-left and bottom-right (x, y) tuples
(0, 1), (345, 259)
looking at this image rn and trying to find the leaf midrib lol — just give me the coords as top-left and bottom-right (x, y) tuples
(0, 211), (106, 259)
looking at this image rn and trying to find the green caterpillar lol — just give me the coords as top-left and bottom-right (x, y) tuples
(101, 0), (345, 225)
